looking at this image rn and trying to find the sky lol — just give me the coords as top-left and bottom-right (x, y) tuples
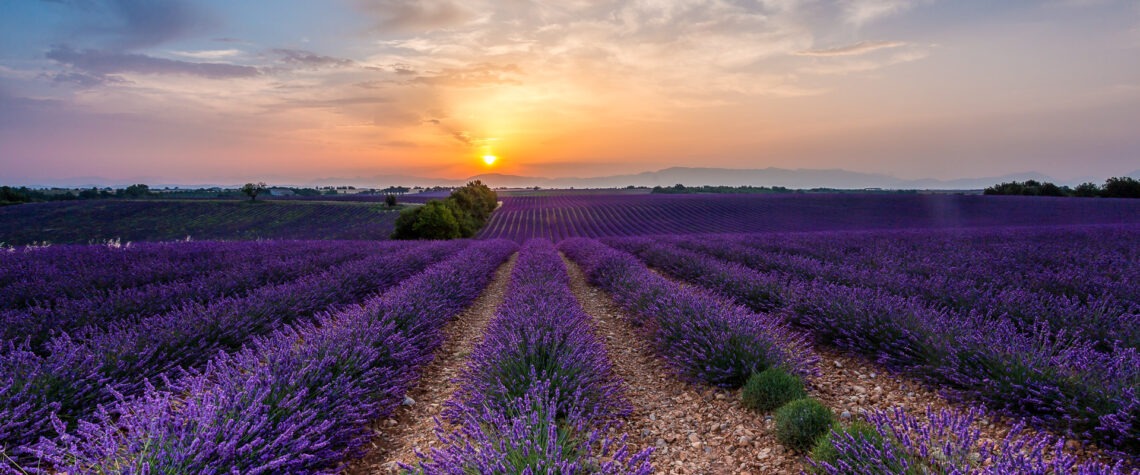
(1, 0), (1139, 186)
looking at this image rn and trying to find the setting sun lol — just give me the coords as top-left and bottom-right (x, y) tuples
(482, 155), (498, 166)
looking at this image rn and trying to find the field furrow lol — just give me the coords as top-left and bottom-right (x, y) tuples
(347, 252), (517, 474)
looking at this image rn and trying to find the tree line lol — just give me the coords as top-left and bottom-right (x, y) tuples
(391, 181), (498, 240)
(984, 177), (1140, 198)
(1, 184), (155, 206)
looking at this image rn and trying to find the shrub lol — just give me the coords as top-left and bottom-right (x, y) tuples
(391, 201), (461, 240)
(392, 181), (498, 239)
(742, 367), (807, 413)
(808, 407), (1131, 475)
(808, 421), (907, 474)
(774, 398), (834, 453)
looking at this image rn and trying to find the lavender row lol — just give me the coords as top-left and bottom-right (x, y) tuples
(670, 227), (1140, 350)
(0, 241), (379, 350)
(611, 237), (1140, 458)
(414, 239), (650, 473)
(676, 227), (1139, 305)
(0, 241), (465, 462)
(0, 240), (353, 310)
(477, 194), (1140, 242)
(10, 240), (517, 474)
(812, 406), (1136, 474)
(558, 238), (816, 389)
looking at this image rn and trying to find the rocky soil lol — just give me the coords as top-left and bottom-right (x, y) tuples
(346, 252), (1120, 474)
(345, 255), (516, 475)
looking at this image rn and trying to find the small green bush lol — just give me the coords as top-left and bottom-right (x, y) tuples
(742, 368), (807, 413)
(809, 421), (880, 471)
(808, 421), (922, 474)
(774, 398), (834, 453)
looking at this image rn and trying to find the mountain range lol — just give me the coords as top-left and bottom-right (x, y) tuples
(311, 167), (1136, 190)
(10, 167), (1140, 190)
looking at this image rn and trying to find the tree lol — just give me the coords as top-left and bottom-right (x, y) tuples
(392, 201), (461, 240)
(241, 182), (267, 201)
(1102, 176), (1140, 198)
(385, 194), (398, 208)
(390, 181), (498, 240)
(1038, 182), (1066, 197)
(414, 201), (462, 239)
(1073, 182), (1100, 197)
(119, 184), (152, 198)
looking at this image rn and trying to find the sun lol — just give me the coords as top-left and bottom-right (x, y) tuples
(482, 154), (498, 165)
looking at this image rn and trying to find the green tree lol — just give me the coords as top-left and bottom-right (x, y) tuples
(119, 184), (152, 198)
(385, 194), (398, 208)
(241, 182), (267, 201)
(0, 186), (31, 205)
(411, 201), (461, 239)
(1102, 176), (1140, 198)
(1038, 182), (1066, 197)
(390, 181), (498, 240)
(1073, 182), (1100, 197)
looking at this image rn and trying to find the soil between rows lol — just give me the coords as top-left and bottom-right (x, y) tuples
(347, 250), (1116, 474)
(346, 253), (517, 474)
(562, 255), (800, 474)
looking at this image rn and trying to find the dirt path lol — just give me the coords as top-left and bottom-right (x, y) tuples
(579, 260), (1121, 471)
(564, 255), (802, 474)
(809, 347), (1116, 467)
(346, 253), (517, 475)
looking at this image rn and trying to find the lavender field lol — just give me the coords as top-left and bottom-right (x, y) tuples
(0, 200), (402, 245)
(2, 194), (1138, 474)
(478, 193), (1140, 241)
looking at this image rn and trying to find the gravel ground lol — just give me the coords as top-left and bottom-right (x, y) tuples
(564, 256), (1124, 474)
(344, 251), (1121, 474)
(564, 255), (803, 474)
(810, 346), (1122, 468)
(345, 254), (517, 475)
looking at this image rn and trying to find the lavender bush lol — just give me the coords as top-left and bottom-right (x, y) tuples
(0, 240), (467, 466)
(0, 241), (383, 350)
(477, 194), (1140, 242)
(558, 237), (816, 388)
(414, 382), (652, 475)
(414, 239), (649, 474)
(10, 240), (516, 474)
(810, 407), (1137, 475)
(449, 240), (628, 420)
(621, 228), (1140, 458)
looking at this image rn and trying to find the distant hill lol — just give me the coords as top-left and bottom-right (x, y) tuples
(12, 166), (1136, 190)
(287, 167), (1064, 190)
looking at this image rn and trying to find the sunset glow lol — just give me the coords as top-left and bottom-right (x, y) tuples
(483, 155), (498, 166)
(1, 1), (1139, 186)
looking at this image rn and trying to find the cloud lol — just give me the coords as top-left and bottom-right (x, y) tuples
(353, 0), (476, 33)
(278, 96), (391, 109)
(407, 63), (521, 87)
(797, 41), (907, 57)
(272, 49), (356, 69)
(43, 70), (129, 87)
(844, 0), (916, 26)
(46, 45), (261, 79)
(171, 49), (241, 60)
(800, 49), (930, 75)
(451, 130), (473, 145)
